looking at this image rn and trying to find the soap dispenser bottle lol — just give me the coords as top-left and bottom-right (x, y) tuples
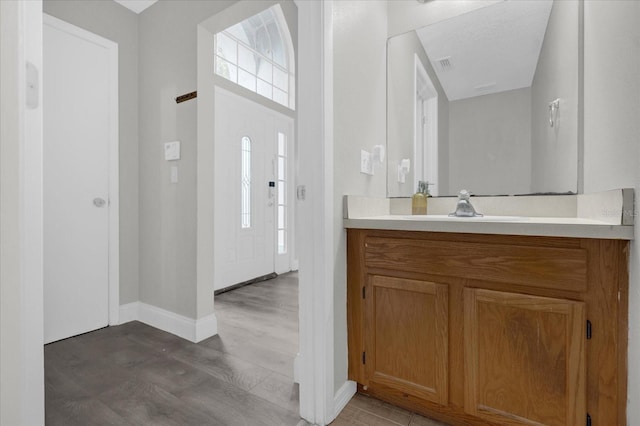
(412, 181), (429, 215)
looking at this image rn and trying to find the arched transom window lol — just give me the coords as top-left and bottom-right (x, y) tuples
(214, 5), (295, 110)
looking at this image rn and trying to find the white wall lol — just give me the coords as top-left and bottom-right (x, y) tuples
(583, 2), (639, 194)
(43, 0), (297, 323)
(43, 0), (141, 305)
(1, 1), (44, 424)
(531, 0), (579, 194)
(139, 0), (296, 320)
(448, 88), (532, 196)
(583, 1), (640, 423)
(1, 4), (24, 423)
(332, 0), (388, 393)
(138, 0), (234, 319)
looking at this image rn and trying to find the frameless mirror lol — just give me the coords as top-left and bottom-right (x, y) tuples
(387, 0), (580, 197)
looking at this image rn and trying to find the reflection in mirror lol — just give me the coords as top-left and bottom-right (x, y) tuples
(387, 0), (579, 197)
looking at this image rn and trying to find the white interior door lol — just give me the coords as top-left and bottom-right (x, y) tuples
(43, 15), (118, 344)
(214, 87), (293, 291)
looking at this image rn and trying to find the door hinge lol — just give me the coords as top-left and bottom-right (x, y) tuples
(362, 352), (366, 364)
(586, 320), (592, 340)
(586, 413), (591, 426)
(362, 287), (366, 299)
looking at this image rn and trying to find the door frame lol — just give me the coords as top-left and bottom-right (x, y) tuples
(197, 1), (339, 424)
(295, 1), (344, 424)
(1, 1), (44, 423)
(44, 14), (120, 326)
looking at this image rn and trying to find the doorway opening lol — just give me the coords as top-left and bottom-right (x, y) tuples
(213, 272), (301, 415)
(198, 0), (301, 420)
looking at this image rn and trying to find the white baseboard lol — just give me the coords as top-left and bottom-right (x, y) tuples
(334, 380), (357, 419)
(194, 312), (218, 343)
(137, 303), (199, 342)
(118, 302), (139, 324)
(118, 302), (217, 343)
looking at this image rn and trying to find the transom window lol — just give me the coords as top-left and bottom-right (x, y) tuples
(215, 5), (295, 110)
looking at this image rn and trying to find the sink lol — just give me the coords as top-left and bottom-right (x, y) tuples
(400, 215), (529, 222)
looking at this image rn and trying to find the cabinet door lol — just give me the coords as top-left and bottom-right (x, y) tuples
(464, 288), (586, 426)
(365, 275), (448, 405)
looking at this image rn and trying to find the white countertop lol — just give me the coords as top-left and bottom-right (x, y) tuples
(344, 215), (634, 240)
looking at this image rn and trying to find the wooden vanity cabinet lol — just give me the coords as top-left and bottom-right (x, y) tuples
(364, 276), (449, 405)
(347, 229), (628, 426)
(464, 288), (586, 426)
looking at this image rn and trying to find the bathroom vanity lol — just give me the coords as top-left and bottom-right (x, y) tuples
(346, 205), (631, 426)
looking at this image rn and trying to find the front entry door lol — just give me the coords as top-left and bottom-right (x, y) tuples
(213, 87), (293, 291)
(43, 15), (117, 344)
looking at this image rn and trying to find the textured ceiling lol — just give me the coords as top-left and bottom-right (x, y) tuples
(113, 0), (158, 14)
(417, 0), (553, 101)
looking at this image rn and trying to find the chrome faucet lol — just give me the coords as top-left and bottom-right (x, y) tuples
(449, 190), (483, 217)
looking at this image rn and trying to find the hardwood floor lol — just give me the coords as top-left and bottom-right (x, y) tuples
(45, 273), (302, 426)
(45, 271), (447, 425)
(333, 394), (447, 426)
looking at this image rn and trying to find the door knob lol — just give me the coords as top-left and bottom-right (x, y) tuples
(93, 198), (106, 208)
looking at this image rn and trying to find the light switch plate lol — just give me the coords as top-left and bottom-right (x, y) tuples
(164, 141), (181, 161)
(170, 166), (178, 183)
(361, 150), (374, 175)
(398, 165), (406, 183)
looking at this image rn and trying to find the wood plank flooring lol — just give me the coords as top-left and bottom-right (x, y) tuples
(45, 271), (448, 426)
(334, 394), (447, 426)
(45, 273), (302, 426)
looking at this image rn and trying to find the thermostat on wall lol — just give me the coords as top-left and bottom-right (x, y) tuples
(164, 141), (181, 161)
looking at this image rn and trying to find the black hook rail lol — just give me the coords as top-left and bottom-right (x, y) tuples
(175, 91), (197, 104)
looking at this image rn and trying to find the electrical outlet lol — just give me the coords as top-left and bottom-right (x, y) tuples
(360, 150), (374, 175)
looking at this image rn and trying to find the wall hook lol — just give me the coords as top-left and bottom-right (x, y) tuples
(176, 91), (197, 104)
(549, 98), (560, 127)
